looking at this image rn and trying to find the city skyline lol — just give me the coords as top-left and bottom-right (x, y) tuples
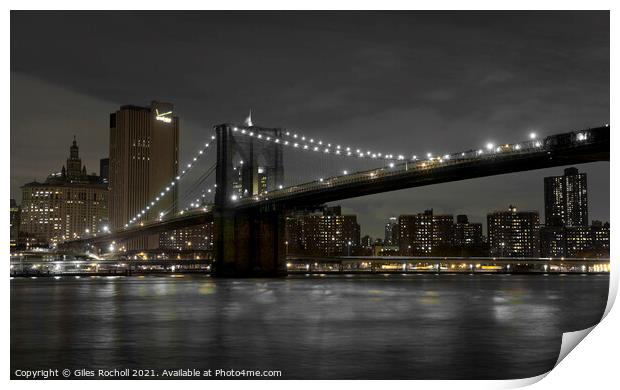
(10, 11), (610, 238)
(10, 128), (609, 237)
(11, 127), (608, 258)
(8, 106), (610, 239)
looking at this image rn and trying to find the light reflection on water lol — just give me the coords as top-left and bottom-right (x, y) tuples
(11, 274), (608, 379)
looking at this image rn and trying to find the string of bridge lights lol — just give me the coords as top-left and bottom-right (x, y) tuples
(183, 183), (217, 212)
(125, 134), (216, 228)
(220, 127), (556, 205)
(124, 124), (601, 213)
(231, 125), (545, 172)
(231, 125), (413, 161)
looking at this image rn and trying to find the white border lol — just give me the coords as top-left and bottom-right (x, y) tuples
(3, 2), (616, 389)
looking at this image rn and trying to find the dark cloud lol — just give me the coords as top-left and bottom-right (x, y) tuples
(11, 11), (609, 237)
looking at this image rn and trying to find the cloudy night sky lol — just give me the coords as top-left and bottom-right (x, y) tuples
(10, 11), (609, 238)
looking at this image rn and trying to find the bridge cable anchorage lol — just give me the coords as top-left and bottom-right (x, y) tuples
(125, 134), (216, 228)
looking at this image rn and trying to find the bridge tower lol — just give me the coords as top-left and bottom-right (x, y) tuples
(213, 123), (287, 276)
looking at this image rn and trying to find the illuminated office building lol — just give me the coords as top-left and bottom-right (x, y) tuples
(109, 101), (179, 250)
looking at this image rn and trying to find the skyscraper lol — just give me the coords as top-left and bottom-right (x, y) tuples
(109, 101), (179, 250)
(544, 167), (588, 227)
(487, 205), (540, 257)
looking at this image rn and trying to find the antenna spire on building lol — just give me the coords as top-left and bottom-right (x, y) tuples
(244, 109), (253, 127)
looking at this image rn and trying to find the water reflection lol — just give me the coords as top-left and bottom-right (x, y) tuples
(11, 274), (608, 379)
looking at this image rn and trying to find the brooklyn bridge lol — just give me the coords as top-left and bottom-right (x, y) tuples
(59, 123), (610, 276)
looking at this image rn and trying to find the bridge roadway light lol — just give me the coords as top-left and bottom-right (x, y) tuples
(486, 142), (494, 150)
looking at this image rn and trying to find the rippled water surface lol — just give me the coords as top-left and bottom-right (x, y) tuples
(11, 274), (609, 379)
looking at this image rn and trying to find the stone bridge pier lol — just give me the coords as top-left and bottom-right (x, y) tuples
(213, 206), (287, 276)
(213, 123), (287, 277)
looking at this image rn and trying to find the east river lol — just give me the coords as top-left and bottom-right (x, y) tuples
(11, 274), (609, 379)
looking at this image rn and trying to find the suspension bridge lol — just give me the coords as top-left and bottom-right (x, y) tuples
(60, 122), (610, 276)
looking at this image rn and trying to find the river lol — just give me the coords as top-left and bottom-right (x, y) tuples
(10, 274), (609, 379)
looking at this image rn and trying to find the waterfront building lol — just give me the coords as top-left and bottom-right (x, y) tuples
(539, 226), (566, 257)
(398, 209), (454, 256)
(565, 226), (593, 256)
(487, 205), (540, 257)
(384, 216), (399, 246)
(159, 222), (215, 251)
(10, 199), (20, 249)
(540, 221), (610, 258)
(544, 167), (588, 227)
(433, 214), (454, 248)
(453, 215), (483, 246)
(285, 206), (360, 256)
(372, 243), (400, 256)
(591, 221), (610, 257)
(361, 235), (373, 250)
(20, 137), (108, 246)
(108, 101), (179, 250)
